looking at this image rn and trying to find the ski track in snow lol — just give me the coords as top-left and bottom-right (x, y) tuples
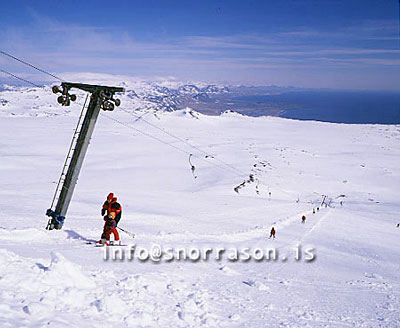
(0, 86), (400, 327)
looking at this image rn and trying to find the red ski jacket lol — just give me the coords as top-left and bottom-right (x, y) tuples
(102, 196), (122, 224)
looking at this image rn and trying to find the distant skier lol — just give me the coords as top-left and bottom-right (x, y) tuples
(189, 154), (197, 179)
(301, 215), (306, 224)
(397, 223), (399, 228)
(313, 208), (315, 214)
(249, 174), (255, 183)
(98, 193), (122, 245)
(269, 227), (276, 239)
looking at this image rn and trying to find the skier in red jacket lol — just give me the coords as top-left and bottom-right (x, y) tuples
(102, 193), (122, 224)
(269, 227), (276, 239)
(98, 193), (122, 245)
(301, 215), (306, 224)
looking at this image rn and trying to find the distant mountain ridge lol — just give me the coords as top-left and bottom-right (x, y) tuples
(0, 81), (295, 117)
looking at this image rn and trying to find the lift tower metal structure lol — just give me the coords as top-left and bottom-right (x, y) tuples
(46, 82), (124, 230)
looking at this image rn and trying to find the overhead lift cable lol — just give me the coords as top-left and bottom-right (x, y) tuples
(118, 109), (298, 196)
(0, 50), (64, 82)
(120, 107), (246, 177)
(104, 112), (298, 198)
(0, 68), (42, 88)
(100, 112), (230, 173)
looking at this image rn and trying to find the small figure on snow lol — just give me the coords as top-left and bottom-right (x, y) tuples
(397, 223), (399, 228)
(269, 227), (276, 239)
(189, 154), (197, 179)
(99, 212), (120, 246)
(301, 215), (306, 224)
(98, 193), (122, 245)
(313, 208), (315, 214)
(249, 174), (255, 183)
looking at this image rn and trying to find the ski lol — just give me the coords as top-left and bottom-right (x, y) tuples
(95, 243), (129, 247)
(86, 241), (129, 247)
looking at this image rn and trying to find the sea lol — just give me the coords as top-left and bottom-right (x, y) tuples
(234, 90), (400, 124)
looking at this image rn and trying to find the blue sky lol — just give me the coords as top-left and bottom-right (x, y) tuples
(0, 0), (399, 89)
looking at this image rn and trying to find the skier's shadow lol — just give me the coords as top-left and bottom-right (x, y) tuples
(65, 229), (96, 243)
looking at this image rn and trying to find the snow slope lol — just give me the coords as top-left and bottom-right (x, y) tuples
(0, 86), (399, 327)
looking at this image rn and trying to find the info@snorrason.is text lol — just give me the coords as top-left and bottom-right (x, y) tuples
(103, 244), (316, 263)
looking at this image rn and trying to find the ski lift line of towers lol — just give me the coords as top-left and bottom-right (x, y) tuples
(103, 103), (291, 199)
(120, 106), (251, 180)
(46, 82), (125, 230)
(99, 110), (311, 209)
(1, 53), (295, 203)
(107, 91), (301, 200)
(104, 109), (302, 203)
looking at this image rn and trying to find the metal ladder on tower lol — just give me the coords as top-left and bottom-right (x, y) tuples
(46, 94), (89, 227)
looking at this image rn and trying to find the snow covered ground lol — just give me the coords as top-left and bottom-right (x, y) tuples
(0, 85), (399, 327)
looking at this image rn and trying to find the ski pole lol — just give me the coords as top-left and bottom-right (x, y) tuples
(117, 226), (136, 239)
